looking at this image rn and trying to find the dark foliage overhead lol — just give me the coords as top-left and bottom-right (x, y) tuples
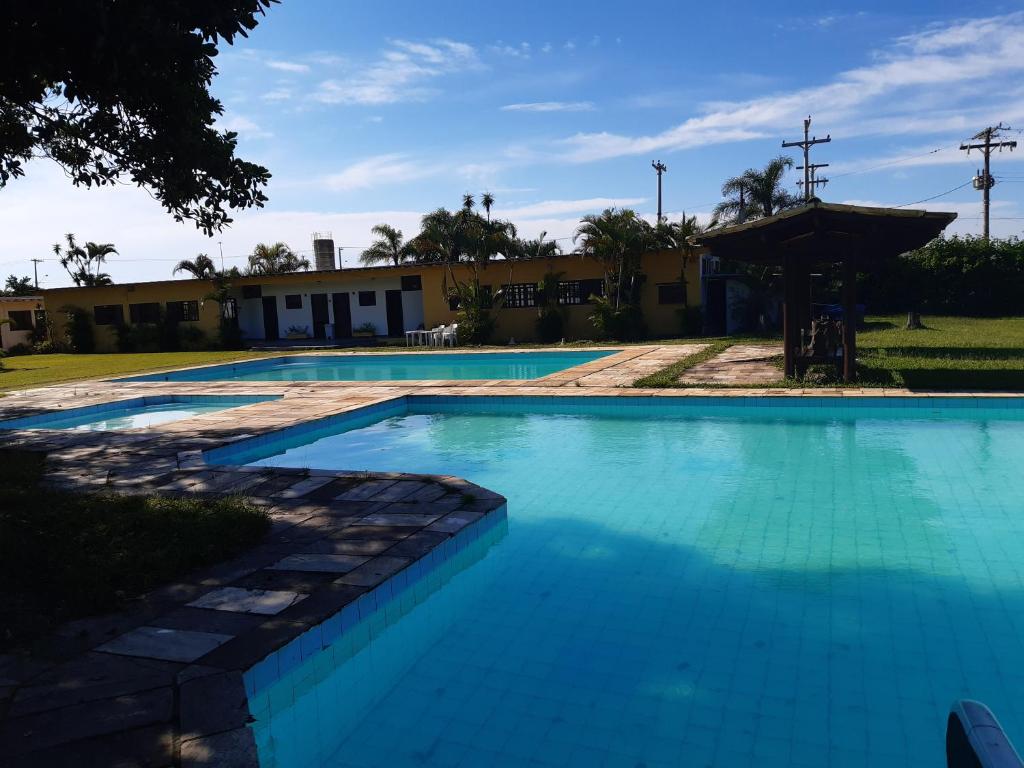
(0, 1), (277, 235)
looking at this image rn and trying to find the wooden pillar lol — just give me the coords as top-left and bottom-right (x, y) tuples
(842, 257), (857, 383)
(796, 260), (812, 337)
(783, 255), (796, 378)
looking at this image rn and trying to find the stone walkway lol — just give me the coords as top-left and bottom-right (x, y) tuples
(679, 344), (784, 386)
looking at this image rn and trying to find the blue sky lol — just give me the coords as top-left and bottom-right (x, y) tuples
(4, 1), (1024, 286)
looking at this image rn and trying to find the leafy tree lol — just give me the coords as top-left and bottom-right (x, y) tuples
(360, 224), (416, 267)
(655, 213), (712, 311)
(53, 233), (115, 286)
(714, 156), (801, 224)
(3, 275), (35, 296)
(535, 269), (566, 343)
(245, 242), (309, 275)
(173, 253), (217, 280)
(481, 192), (495, 222)
(574, 208), (655, 310)
(0, 1), (275, 235)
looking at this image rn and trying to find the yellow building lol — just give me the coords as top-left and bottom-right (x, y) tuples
(41, 251), (702, 351)
(0, 296), (46, 351)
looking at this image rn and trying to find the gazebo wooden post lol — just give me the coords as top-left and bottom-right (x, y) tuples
(842, 257), (857, 383)
(783, 255), (797, 378)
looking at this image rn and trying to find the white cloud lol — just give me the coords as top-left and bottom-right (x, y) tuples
(500, 101), (595, 113)
(323, 154), (441, 192)
(490, 42), (531, 59)
(217, 115), (273, 139)
(555, 12), (1024, 163)
(267, 60), (310, 74)
(261, 88), (293, 102)
(313, 38), (480, 105)
(498, 197), (647, 219)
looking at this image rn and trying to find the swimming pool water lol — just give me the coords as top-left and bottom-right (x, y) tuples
(0, 395), (278, 431)
(119, 350), (616, 382)
(234, 397), (1024, 767)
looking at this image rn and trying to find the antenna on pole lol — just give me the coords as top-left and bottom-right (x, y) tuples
(217, 241), (224, 272)
(783, 116), (831, 201)
(30, 258), (43, 289)
(651, 160), (668, 222)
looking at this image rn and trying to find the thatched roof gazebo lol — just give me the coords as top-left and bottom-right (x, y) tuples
(693, 200), (957, 382)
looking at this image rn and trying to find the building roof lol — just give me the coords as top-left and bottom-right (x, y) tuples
(693, 200), (957, 265)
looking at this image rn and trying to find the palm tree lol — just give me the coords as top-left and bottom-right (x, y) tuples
(714, 156), (801, 224)
(53, 233), (115, 286)
(481, 192), (495, 222)
(245, 242), (310, 275)
(360, 224), (416, 267)
(462, 193), (475, 212)
(173, 253), (217, 279)
(574, 208), (655, 309)
(517, 231), (562, 260)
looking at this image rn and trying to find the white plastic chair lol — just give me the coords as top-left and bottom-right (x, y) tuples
(442, 323), (458, 347)
(429, 325), (445, 347)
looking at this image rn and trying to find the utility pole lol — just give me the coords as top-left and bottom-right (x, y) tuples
(783, 116), (831, 202)
(796, 162), (830, 197)
(960, 124), (1016, 240)
(30, 258), (43, 289)
(651, 160), (668, 222)
(217, 241), (225, 272)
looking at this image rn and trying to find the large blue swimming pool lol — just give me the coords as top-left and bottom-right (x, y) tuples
(214, 396), (1024, 767)
(120, 351), (616, 383)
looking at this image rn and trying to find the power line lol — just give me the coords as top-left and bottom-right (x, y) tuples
(894, 180), (973, 208)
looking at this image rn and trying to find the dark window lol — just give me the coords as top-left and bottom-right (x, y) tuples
(166, 300), (200, 322)
(558, 279), (605, 305)
(242, 285), (262, 299)
(400, 275), (422, 291)
(658, 282), (686, 304)
(358, 291), (377, 307)
(503, 283), (536, 309)
(221, 297), (238, 324)
(7, 310), (32, 331)
(94, 304), (124, 326)
(284, 294), (302, 309)
(129, 302), (161, 324)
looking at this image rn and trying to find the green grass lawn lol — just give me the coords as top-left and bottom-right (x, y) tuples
(0, 350), (279, 391)
(0, 450), (269, 650)
(857, 315), (1024, 390)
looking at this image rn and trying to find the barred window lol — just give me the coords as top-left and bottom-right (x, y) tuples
(94, 304), (124, 326)
(558, 278), (604, 305)
(129, 302), (161, 324)
(167, 300), (200, 322)
(503, 283), (536, 309)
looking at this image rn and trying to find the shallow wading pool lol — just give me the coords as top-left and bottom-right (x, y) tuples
(118, 350), (617, 383)
(0, 395), (279, 431)
(207, 396), (1024, 767)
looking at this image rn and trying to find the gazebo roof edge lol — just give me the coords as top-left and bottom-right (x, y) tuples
(692, 200), (957, 245)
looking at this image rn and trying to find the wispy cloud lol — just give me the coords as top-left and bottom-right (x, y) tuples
(313, 39), (480, 105)
(501, 101), (595, 113)
(556, 12), (1024, 162)
(324, 154), (441, 191)
(490, 42), (532, 59)
(218, 115), (273, 139)
(498, 197), (646, 219)
(267, 60), (311, 74)
(261, 88), (293, 102)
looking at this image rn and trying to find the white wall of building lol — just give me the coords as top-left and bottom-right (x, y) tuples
(235, 275), (424, 340)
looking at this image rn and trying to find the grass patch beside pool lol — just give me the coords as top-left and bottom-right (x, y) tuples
(632, 341), (735, 388)
(0, 450), (269, 650)
(0, 350), (284, 391)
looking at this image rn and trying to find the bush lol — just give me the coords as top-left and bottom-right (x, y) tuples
(862, 235), (1024, 315)
(32, 339), (70, 354)
(178, 324), (207, 351)
(217, 319), (244, 350)
(5, 342), (32, 356)
(589, 297), (647, 341)
(115, 322), (161, 353)
(535, 308), (564, 343)
(61, 306), (94, 353)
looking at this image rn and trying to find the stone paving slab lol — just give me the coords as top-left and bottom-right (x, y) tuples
(679, 344), (784, 385)
(96, 627), (234, 663)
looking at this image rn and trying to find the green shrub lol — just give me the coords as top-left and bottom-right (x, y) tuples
(535, 308), (564, 343)
(217, 319), (244, 350)
(589, 296), (647, 341)
(178, 324), (207, 351)
(61, 306), (94, 353)
(32, 339), (70, 354)
(115, 322), (161, 353)
(5, 342), (32, 356)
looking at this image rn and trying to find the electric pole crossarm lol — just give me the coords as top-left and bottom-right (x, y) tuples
(783, 116), (831, 201)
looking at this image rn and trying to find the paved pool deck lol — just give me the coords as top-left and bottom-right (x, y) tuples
(2, 345), (1023, 767)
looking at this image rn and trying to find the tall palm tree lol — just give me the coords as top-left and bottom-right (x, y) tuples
(714, 156), (800, 224)
(462, 193), (475, 212)
(574, 208), (655, 309)
(173, 253), (217, 279)
(245, 242), (310, 275)
(481, 192), (495, 222)
(53, 233), (115, 286)
(360, 224), (416, 267)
